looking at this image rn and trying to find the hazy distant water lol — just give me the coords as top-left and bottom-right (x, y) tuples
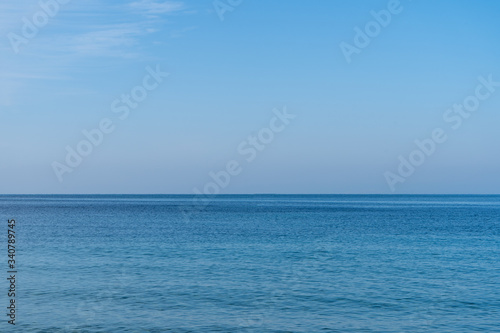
(1, 195), (499, 332)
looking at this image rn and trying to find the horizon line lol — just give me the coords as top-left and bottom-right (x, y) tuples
(1, 193), (499, 196)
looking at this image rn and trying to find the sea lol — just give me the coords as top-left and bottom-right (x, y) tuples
(0, 195), (499, 332)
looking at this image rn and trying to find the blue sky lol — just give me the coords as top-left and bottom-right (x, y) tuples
(1, 0), (500, 194)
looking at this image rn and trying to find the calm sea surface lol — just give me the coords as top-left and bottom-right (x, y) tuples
(1, 195), (499, 332)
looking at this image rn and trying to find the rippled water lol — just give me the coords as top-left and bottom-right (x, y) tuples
(1, 195), (499, 332)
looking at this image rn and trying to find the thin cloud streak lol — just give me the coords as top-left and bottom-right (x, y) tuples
(129, 0), (185, 15)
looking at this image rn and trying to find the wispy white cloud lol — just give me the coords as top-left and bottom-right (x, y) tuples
(1, 0), (190, 58)
(3, 72), (70, 80)
(129, 0), (184, 15)
(44, 1), (189, 58)
(0, 0), (193, 106)
(69, 23), (146, 58)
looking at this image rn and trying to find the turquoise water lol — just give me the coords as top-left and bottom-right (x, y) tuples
(1, 195), (499, 332)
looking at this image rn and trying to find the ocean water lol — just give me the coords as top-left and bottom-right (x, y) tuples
(1, 195), (499, 332)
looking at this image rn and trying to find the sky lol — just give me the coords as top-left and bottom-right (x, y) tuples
(1, 0), (500, 194)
